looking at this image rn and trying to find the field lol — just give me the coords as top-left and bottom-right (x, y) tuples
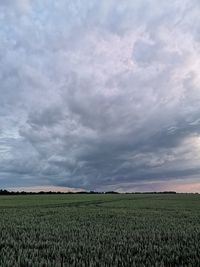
(0, 193), (199, 266)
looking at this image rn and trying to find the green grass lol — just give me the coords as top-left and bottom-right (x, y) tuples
(0, 194), (199, 266)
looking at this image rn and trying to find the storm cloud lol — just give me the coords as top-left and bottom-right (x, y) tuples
(0, 0), (200, 192)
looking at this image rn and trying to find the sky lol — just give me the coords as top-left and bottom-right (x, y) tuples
(0, 0), (200, 193)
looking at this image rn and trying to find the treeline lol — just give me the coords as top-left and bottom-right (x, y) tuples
(0, 190), (118, 195)
(0, 189), (178, 195)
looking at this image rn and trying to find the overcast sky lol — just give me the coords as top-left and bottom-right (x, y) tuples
(0, 0), (200, 192)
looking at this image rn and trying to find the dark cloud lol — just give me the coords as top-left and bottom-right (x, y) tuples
(0, 0), (200, 191)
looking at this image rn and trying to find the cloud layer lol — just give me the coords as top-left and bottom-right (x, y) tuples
(0, 0), (200, 191)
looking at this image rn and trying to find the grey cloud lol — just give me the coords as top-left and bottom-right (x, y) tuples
(0, 0), (200, 191)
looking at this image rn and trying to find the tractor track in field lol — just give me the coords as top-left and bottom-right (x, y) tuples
(0, 197), (132, 210)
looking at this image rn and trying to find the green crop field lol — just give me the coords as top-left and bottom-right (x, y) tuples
(0, 194), (199, 266)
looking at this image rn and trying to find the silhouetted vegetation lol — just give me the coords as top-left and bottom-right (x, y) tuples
(0, 189), (179, 195)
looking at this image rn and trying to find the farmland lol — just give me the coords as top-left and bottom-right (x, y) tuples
(0, 193), (199, 266)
